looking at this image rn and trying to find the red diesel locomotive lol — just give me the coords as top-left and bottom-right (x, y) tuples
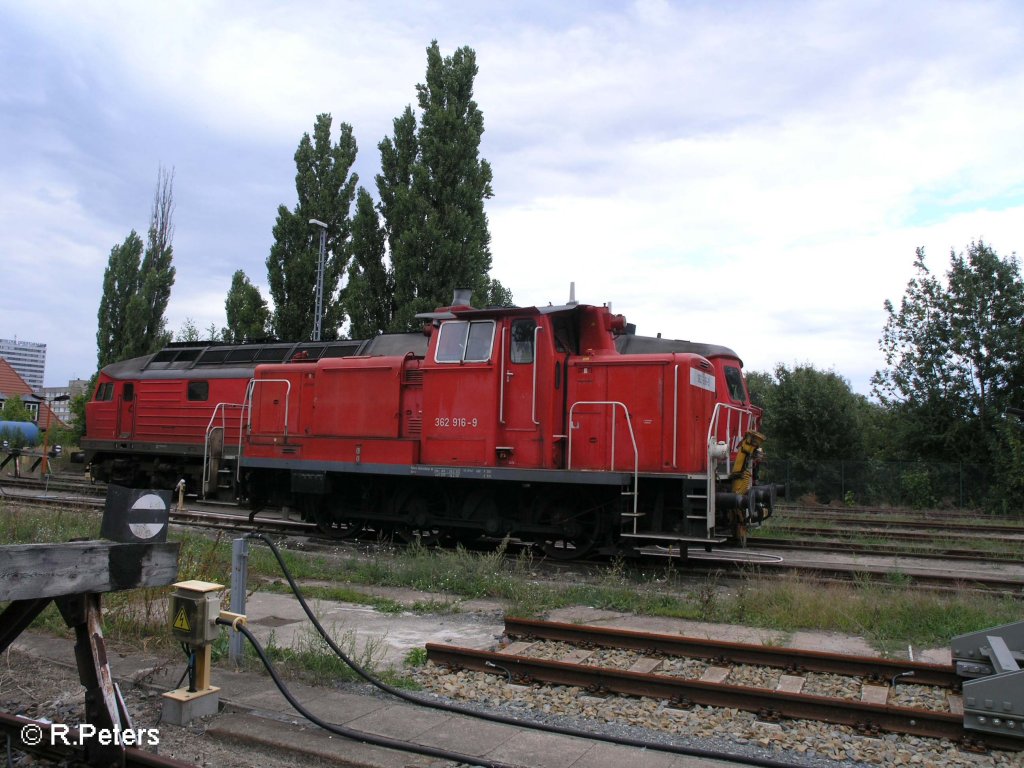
(84, 294), (776, 558)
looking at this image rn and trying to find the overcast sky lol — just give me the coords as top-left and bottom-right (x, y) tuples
(3, 1), (1022, 395)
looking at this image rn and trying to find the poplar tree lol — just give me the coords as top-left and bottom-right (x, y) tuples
(376, 106), (421, 329)
(134, 166), (177, 352)
(223, 270), (270, 343)
(266, 114), (357, 340)
(346, 188), (394, 338)
(96, 231), (145, 369)
(95, 166), (177, 368)
(352, 41), (502, 332)
(412, 41), (493, 313)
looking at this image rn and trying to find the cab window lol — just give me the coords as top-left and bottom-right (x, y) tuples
(122, 383), (134, 401)
(510, 319), (536, 364)
(724, 366), (746, 403)
(95, 382), (114, 401)
(435, 320), (495, 363)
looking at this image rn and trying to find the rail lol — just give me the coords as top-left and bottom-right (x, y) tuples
(427, 618), (1024, 751)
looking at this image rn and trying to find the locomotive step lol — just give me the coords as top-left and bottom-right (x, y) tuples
(620, 532), (727, 543)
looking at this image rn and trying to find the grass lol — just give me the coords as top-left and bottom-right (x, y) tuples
(4, 501), (1022, 670)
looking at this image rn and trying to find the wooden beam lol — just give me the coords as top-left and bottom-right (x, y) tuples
(0, 541), (180, 601)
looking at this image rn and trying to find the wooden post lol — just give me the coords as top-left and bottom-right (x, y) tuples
(0, 540), (179, 767)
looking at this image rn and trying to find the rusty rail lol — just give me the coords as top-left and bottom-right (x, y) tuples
(426, 643), (974, 741)
(504, 617), (961, 687)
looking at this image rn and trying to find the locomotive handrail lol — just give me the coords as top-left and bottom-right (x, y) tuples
(567, 400), (639, 521)
(707, 401), (758, 462)
(201, 401), (246, 499)
(243, 378), (293, 438)
(532, 325), (543, 425)
(672, 365), (679, 469)
(499, 326), (507, 424)
(704, 402), (760, 536)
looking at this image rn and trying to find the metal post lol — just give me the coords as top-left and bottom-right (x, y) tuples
(309, 219), (327, 342)
(229, 537), (249, 666)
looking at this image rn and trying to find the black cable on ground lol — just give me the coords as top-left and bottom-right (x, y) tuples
(246, 532), (800, 768)
(220, 619), (521, 768)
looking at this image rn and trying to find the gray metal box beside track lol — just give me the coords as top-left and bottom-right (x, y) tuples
(953, 619), (1024, 739)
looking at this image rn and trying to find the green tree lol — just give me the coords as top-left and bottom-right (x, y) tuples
(346, 188), (395, 338)
(411, 41), (493, 314)
(482, 278), (515, 308)
(378, 42), (501, 331)
(267, 114), (357, 340)
(872, 241), (1024, 464)
(992, 413), (1024, 514)
(376, 105), (421, 331)
(174, 319), (222, 343)
(345, 42), (513, 335)
(67, 386), (90, 443)
(0, 395), (32, 422)
(745, 370), (774, 413)
(754, 363), (870, 461)
(96, 167), (177, 367)
(96, 231), (145, 369)
(223, 270), (270, 343)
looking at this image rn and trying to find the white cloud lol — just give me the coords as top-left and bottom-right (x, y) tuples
(2, 0), (1023, 393)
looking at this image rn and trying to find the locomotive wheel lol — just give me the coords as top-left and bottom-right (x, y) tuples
(303, 495), (364, 540)
(317, 515), (365, 540)
(391, 486), (449, 547)
(535, 492), (601, 561)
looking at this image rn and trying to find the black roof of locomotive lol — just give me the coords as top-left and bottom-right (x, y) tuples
(614, 334), (743, 366)
(100, 333), (428, 380)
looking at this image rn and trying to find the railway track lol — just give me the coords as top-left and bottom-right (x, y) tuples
(425, 617), (1023, 753)
(777, 504), (1024, 532)
(752, 535), (1024, 564)
(6, 486), (1024, 595)
(0, 473), (105, 497)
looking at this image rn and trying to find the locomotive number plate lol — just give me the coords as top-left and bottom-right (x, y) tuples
(434, 417), (480, 428)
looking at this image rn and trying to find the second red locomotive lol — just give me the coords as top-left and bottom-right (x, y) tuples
(84, 292), (776, 559)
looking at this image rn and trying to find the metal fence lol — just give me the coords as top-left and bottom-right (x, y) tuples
(759, 459), (990, 509)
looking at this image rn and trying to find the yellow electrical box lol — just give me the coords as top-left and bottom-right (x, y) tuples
(169, 580), (223, 645)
